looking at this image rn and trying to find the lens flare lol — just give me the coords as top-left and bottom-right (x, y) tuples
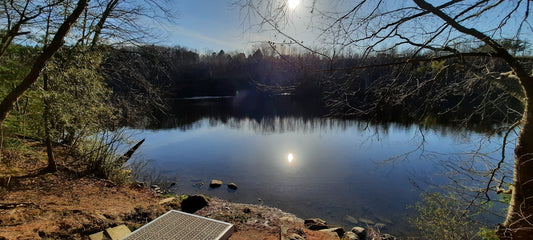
(288, 153), (294, 163)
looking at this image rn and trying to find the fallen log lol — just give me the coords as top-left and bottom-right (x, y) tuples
(117, 138), (145, 166)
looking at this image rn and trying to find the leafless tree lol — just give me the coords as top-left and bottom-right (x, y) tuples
(240, 0), (533, 238)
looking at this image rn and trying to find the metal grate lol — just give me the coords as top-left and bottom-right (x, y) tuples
(123, 210), (234, 240)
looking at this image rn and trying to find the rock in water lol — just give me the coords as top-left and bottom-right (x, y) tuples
(210, 179), (222, 188)
(381, 233), (397, 240)
(228, 182), (238, 190)
(180, 195), (209, 213)
(343, 215), (359, 224)
(358, 217), (375, 225)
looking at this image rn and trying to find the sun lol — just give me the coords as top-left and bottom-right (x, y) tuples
(288, 153), (294, 163)
(287, 0), (300, 9)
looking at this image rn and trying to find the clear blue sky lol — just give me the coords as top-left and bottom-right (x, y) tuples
(147, 0), (318, 53)
(151, 1), (265, 53)
(146, 0), (531, 54)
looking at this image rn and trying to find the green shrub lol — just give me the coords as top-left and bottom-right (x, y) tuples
(409, 193), (481, 240)
(477, 227), (499, 240)
(77, 130), (130, 182)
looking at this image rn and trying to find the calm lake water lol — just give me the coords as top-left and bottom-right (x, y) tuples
(127, 96), (512, 236)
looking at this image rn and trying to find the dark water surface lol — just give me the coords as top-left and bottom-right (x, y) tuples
(127, 96), (510, 236)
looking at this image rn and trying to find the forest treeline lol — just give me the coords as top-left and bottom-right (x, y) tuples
(1, 42), (527, 139)
(100, 43), (525, 127)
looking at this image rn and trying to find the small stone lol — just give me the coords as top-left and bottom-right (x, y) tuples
(228, 182), (238, 190)
(319, 227), (345, 238)
(130, 181), (146, 189)
(343, 232), (359, 240)
(210, 179), (223, 188)
(170, 182), (176, 187)
(151, 184), (161, 193)
(343, 215), (359, 224)
(105, 225), (131, 240)
(381, 233), (397, 240)
(351, 227), (366, 239)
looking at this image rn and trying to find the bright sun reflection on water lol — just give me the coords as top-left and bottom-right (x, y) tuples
(288, 153), (294, 163)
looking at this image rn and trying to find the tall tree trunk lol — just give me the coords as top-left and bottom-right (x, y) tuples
(43, 73), (56, 172)
(498, 76), (533, 239)
(0, 0), (89, 125)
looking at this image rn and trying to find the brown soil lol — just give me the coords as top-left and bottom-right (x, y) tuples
(0, 139), (338, 240)
(195, 198), (339, 240)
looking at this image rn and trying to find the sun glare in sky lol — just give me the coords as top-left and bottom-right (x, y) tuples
(288, 153), (294, 163)
(287, 0), (300, 9)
